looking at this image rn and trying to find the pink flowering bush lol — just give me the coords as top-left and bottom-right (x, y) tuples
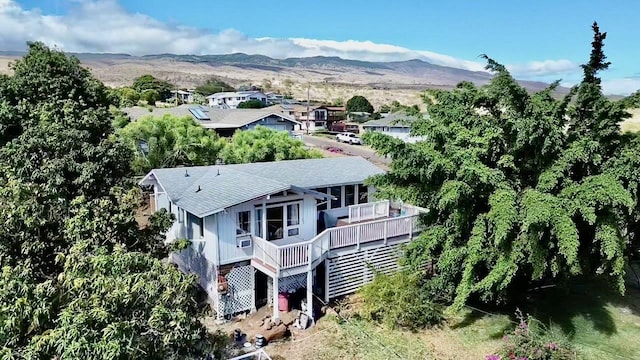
(486, 310), (576, 360)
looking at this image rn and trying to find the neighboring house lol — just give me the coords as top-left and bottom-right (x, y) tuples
(265, 92), (285, 104)
(170, 89), (195, 103)
(284, 104), (329, 132)
(362, 112), (424, 143)
(140, 157), (424, 321)
(207, 91), (268, 109)
(122, 105), (301, 137)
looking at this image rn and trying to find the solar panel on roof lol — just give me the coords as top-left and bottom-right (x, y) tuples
(189, 108), (210, 120)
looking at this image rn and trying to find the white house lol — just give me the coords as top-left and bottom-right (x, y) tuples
(140, 157), (424, 322)
(207, 91), (268, 109)
(362, 112), (425, 143)
(170, 89), (195, 103)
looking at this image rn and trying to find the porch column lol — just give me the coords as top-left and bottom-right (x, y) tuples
(262, 199), (267, 240)
(306, 270), (314, 320)
(272, 275), (280, 319)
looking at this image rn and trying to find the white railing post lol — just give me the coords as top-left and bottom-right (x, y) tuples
(383, 219), (388, 245)
(356, 224), (361, 250)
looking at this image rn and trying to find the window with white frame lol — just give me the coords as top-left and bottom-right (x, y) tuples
(287, 203), (300, 236)
(236, 211), (251, 235)
(178, 207), (184, 223)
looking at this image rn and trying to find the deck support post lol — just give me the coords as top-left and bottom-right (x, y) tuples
(306, 269), (314, 321)
(324, 258), (330, 303)
(272, 275), (279, 319)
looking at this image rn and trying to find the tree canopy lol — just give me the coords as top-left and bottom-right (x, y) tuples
(220, 126), (322, 164)
(194, 78), (235, 96)
(346, 95), (374, 114)
(364, 23), (639, 309)
(119, 114), (226, 175)
(237, 99), (267, 109)
(0, 43), (221, 358)
(132, 75), (174, 100)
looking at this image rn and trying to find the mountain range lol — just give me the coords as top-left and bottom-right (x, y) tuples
(0, 51), (565, 106)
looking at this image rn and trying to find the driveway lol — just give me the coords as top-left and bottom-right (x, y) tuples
(301, 134), (390, 169)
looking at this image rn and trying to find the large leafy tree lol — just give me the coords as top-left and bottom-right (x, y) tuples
(220, 126), (322, 164)
(0, 43), (220, 358)
(119, 114), (226, 175)
(194, 77), (235, 96)
(346, 95), (374, 114)
(365, 23), (638, 308)
(0, 243), (225, 359)
(132, 75), (174, 100)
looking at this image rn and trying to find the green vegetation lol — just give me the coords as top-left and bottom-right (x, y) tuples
(379, 100), (420, 115)
(132, 74), (174, 100)
(359, 270), (443, 330)
(194, 77), (235, 96)
(0, 42), (223, 359)
(619, 90), (640, 109)
(237, 98), (267, 108)
(364, 23), (638, 312)
(141, 88), (160, 105)
(220, 126), (322, 164)
(119, 114), (226, 174)
(346, 95), (374, 114)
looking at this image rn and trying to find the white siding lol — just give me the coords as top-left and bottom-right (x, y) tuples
(217, 193), (317, 265)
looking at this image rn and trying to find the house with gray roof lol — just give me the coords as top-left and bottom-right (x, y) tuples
(122, 105), (301, 137)
(140, 157), (424, 322)
(363, 112), (425, 143)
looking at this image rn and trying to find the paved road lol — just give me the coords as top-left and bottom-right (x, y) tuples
(301, 134), (390, 169)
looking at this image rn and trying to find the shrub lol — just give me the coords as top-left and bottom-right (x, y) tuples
(487, 310), (576, 360)
(358, 269), (444, 330)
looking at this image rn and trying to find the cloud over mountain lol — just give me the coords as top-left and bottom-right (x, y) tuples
(0, 0), (584, 80)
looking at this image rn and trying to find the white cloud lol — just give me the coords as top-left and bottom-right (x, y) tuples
(602, 78), (640, 95)
(0, 0), (616, 87)
(507, 59), (579, 77)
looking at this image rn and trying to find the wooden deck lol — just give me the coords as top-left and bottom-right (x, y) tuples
(252, 201), (424, 277)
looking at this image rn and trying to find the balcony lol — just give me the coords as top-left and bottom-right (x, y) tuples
(252, 201), (424, 276)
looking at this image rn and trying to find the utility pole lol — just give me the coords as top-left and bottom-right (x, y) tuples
(306, 84), (310, 135)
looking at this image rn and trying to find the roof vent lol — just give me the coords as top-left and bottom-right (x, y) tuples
(196, 185), (202, 193)
(217, 169), (220, 176)
(184, 169), (189, 177)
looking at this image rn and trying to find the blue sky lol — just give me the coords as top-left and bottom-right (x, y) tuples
(6, 0), (640, 94)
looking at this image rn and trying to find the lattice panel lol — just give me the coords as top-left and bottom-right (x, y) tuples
(217, 265), (254, 318)
(278, 273), (307, 293)
(267, 277), (273, 305)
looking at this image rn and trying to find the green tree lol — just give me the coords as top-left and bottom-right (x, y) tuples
(237, 99), (267, 109)
(141, 89), (160, 105)
(108, 87), (141, 107)
(0, 242), (225, 359)
(346, 95), (374, 114)
(364, 23), (637, 309)
(194, 77), (235, 95)
(119, 114), (226, 175)
(132, 75), (173, 100)
(221, 126), (322, 164)
(0, 43), (221, 358)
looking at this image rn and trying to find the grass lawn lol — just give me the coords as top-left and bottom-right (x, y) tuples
(267, 280), (640, 359)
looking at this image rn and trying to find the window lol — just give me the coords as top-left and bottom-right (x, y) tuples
(199, 217), (204, 238)
(331, 186), (342, 209)
(287, 204), (300, 226)
(358, 184), (369, 204)
(178, 207), (184, 223)
(315, 121), (324, 127)
(345, 185), (356, 206)
(237, 211), (250, 235)
(314, 188), (327, 211)
(287, 203), (300, 237)
(255, 209), (263, 238)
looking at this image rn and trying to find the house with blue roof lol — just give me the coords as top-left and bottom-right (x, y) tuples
(140, 156), (424, 322)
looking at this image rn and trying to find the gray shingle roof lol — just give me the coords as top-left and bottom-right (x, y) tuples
(143, 157), (384, 217)
(363, 112), (420, 128)
(122, 105), (300, 130)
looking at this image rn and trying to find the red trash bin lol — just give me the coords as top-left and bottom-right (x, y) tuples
(278, 292), (289, 312)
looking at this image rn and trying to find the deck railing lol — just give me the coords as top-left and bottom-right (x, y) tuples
(348, 200), (390, 223)
(253, 211), (421, 273)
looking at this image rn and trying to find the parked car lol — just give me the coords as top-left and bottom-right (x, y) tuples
(336, 132), (363, 145)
